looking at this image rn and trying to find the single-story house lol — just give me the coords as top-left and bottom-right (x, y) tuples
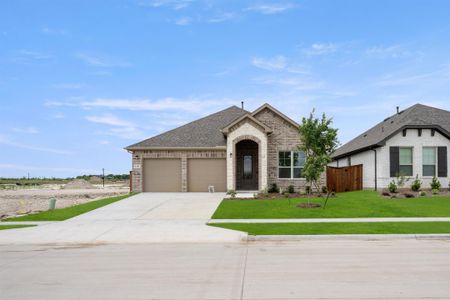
(125, 103), (321, 192)
(330, 104), (450, 190)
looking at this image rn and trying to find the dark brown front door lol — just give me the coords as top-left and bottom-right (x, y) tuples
(236, 140), (258, 190)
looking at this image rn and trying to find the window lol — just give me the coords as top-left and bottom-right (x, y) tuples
(399, 147), (413, 176)
(243, 155), (252, 179)
(423, 147), (436, 176)
(278, 151), (305, 179)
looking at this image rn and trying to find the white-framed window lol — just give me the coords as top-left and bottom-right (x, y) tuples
(422, 147), (437, 177)
(278, 151), (305, 179)
(399, 147), (413, 176)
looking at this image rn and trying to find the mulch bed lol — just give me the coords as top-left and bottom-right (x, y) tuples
(380, 188), (450, 199)
(296, 203), (322, 209)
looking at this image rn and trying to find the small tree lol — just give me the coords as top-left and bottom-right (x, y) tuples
(298, 109), (339, 194)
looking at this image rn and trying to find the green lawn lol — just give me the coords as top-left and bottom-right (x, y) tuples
(3, 193), (134, 222)
(0, 224), (36, 230)
(212, 190), (450, 219)
(210, 222), (450, 235)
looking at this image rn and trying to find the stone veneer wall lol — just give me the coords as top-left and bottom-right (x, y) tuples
(131, 149), (226, 192)
(253, 107), (326, 192)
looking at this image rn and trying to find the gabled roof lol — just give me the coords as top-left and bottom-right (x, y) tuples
(252, 103), (299, 128)
(332, 103), (450, 159)
(125, 106), (247, 150)
(221, 113), (273, 135)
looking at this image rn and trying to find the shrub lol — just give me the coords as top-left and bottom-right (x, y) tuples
(403, 192), (415, 198)
(388, 180), (398, 193)
(305, 186), (311, 194)
(321, 186), (328, 193)
(430, 176), (441, 191)
(227, 189), (236, 198)
(287, 185), (295, 194)
(419, 191), (426, 197)
(432, 188), (439, 195)
(268, 183), (280, 193)
(410, 175), (421, 192)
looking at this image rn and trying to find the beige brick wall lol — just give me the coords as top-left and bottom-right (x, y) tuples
(254, 107), (325, 192)
(130, 149), (226, 192)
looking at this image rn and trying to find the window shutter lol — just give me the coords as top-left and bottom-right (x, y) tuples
(390, 147), (399, 177)
(437, 147), (448, 177)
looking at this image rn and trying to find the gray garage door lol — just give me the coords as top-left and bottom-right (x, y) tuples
(143, 159), (181, 192)
(188, 159), (226, 192)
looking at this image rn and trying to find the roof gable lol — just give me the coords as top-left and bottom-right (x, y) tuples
(332, 103), (450, 159)
(252, 103), (299, 129)
(221, 114), (273, 135)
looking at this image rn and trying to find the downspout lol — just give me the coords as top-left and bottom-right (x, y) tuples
(372, 149), (377, 191)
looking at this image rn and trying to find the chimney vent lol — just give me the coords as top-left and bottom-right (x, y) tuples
(241, 101), (244, 110)
(396, 106), (400, 114)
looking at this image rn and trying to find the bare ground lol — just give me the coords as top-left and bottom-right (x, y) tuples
(0, 184), (129, 218)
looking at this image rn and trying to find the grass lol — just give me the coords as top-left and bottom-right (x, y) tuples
(3, 193), (134, 222)
(0, 224), (36, 230)
(210, 222), (450, 235)
(212, 190), (450, 219)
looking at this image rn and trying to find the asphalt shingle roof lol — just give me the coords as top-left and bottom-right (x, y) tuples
(332, 103), (450, 159)
(125, 106), (248, 149)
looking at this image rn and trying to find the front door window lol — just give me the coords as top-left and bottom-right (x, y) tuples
(243, 155), (252, 179)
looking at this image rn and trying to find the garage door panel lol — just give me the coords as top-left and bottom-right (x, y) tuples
(188, 159), (226, 192)
(144, 159), (181, 192)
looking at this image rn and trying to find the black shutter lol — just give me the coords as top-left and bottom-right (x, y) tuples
(437, 147), (448, 177)
(390, 147), (399, 177)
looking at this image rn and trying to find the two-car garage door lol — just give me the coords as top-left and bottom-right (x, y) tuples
(143, 158), (226, 192)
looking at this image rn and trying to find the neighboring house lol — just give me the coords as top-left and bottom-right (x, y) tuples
(125, 103), (318, 192)
(330, 104), (450, 190)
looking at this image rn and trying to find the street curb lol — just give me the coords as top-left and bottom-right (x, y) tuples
(247, 234), (450, 241)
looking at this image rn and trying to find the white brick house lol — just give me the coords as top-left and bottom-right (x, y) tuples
(330, 104), (450, 190)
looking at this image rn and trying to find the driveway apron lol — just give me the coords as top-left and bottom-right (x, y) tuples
(0, 193), (246, 244)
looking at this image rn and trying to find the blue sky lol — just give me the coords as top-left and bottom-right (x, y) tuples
(1, 0), (450, 177)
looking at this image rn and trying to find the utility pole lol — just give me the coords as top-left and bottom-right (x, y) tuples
(102, 168), (105, 188)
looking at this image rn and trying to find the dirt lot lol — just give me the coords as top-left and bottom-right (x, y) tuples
(0, 183), (129, 218)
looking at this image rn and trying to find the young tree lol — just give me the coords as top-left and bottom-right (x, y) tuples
(298, 109), (339, 194)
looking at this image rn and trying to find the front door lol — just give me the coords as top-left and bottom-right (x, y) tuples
(236, 147), (258, 190)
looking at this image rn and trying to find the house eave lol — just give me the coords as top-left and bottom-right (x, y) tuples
(125, 146), (227, 151)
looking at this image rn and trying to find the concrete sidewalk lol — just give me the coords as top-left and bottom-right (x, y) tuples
(0, 193), (246, 244)
(209, 217), (450, 223)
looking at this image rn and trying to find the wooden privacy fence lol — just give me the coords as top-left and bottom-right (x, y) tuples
(327, 164), (363, 193)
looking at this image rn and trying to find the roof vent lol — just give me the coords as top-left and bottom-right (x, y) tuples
(241, 101), (244, 110)
(396, 106), (400, 114)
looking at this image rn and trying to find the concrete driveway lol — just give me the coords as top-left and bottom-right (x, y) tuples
(0, 193), (246, 244)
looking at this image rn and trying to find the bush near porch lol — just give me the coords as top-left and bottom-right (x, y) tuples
(211, 190), (450, 219)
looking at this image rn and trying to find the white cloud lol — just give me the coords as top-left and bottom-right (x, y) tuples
(52, 113), (65, 119)
(255, 76), (324, 90)
(0, 136), (73, 155)
(75, 53), (131, 67)
(375, 65), (450, 87)
(140, 0), (192, 10)
(175, 17), (192, 26)
(41, 27), (67, 35)
(12, 127), (38, 134)
(304, 43), (338, 56)
(86, 114), (146, 140)
(85, 114), (135, 127)
(365, 45), (417, 59)
(252, 55), (287, 71)
(208, 12), (238, 23)
(98, 140), (110, 145)
(77, 98), (232, 113)
(245, 3), (296, 14)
